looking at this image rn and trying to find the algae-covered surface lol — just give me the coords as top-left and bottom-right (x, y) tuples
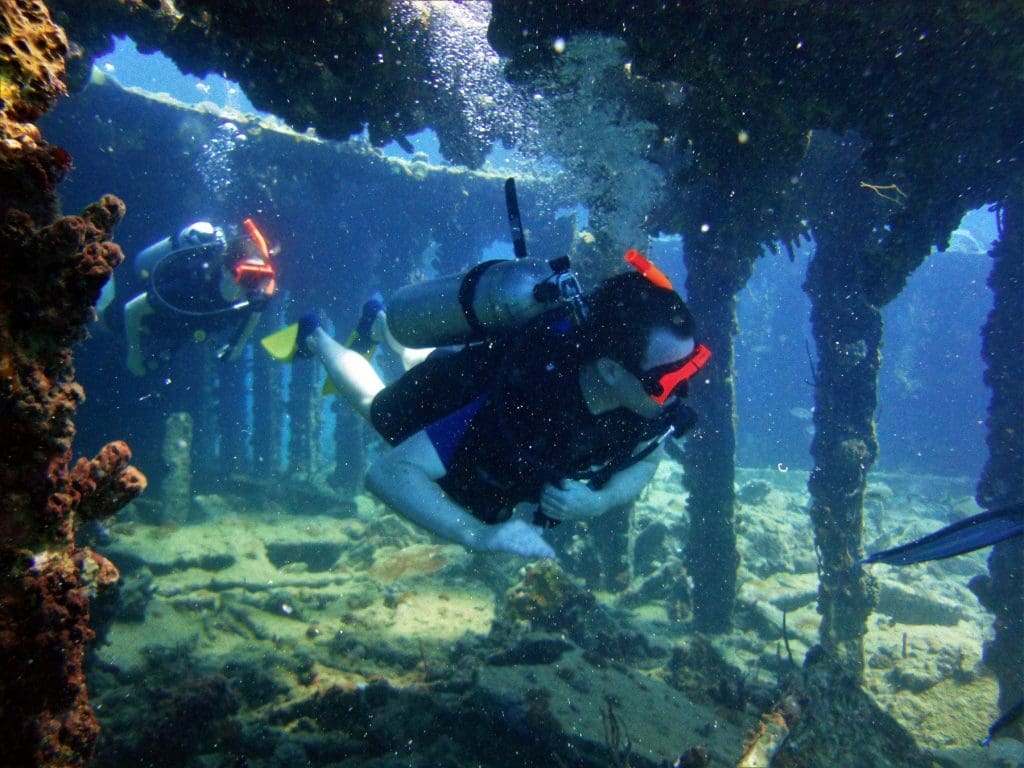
(83, 462), (1021, 767)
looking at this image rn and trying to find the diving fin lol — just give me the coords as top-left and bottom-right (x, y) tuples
(863, 503), (1024, 566)
(345, 293), (385, 358)
(260, 323), (300, 362)
(320, 295), (383, 395)
(260, 329), (337, 394)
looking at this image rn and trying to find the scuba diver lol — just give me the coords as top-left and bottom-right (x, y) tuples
(105, 219), (278, 376)
(263, 246), (709, 559)
(262, 180), (708, 558)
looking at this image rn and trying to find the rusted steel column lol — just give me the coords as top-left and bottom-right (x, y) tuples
(682, 230), (756, 632)
(971, 196), (1024, 713)
(287, 357), (320, 476)
(804, 240), (882, 675)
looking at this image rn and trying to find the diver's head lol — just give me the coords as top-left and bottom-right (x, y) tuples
(581, 269), (708, 418)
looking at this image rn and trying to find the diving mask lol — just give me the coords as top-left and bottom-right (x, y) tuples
(635, 343), (711, 404)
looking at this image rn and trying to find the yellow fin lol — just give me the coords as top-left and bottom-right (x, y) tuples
(321, 377), (338, 396)
(260, 323), (299, 362)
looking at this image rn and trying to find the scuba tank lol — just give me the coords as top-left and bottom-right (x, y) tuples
(386, 178), (586, 348)
(386, 256), (583, 347)
(134, 221), (225, 281)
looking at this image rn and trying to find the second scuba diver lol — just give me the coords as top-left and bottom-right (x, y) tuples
(102, 219), (278, 376)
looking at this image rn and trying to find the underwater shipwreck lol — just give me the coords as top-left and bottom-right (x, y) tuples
(1, 2), (1022, 767)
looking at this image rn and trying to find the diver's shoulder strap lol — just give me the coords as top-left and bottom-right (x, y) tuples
(457, 260), (502, 338)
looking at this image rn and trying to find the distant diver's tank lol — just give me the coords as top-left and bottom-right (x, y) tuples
(134, 221), (225, 281)
(387, 257), (582, 348)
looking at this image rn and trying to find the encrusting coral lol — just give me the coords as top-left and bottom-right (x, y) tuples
(0, 1), (146, 765)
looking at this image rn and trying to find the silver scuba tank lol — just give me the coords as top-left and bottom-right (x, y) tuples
(386, 258), (579, 348)
(134, 221), (224, 281)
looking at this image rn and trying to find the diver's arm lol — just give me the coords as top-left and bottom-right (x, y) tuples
(365, 430), (555, 559)
(597, 449), (661, 507)
(540, 449), (661, 522)
(123, 293), (155, 376)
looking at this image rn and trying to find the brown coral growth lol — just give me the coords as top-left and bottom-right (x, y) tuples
(1, 2), (146, 765)
(1, 0), (72, 222)
(0, 198), (146, 767)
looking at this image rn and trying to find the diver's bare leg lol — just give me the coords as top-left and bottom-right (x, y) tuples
(376, 312), (434, 370)
(307, 328), (383, 419)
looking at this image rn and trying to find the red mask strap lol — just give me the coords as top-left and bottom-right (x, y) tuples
(649, 344), (712, 404)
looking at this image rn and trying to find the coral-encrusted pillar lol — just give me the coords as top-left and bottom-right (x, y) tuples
(801, 131), (958, 679)
(797, 135), (889, 678)
(252, 314), (284, 475)
(161, 412), (193, 523)
(681, 225), (756, 632)
(0, 200), (147, 764)
(287, 353), (320, 476)
(804, 239), (882, 676)
(0, 3), (146, 764)
(971, 195), (1024, 714)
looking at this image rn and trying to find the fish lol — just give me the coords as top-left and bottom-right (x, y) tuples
(862, 503), (1024, 566)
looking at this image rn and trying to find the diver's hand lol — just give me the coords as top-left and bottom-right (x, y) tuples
(540, 479), (607, 522)
(479, 519), (555, 559)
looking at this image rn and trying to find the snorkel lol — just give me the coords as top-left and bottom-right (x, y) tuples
(232, 218), (277, 299)
(624, 248), (674, 290)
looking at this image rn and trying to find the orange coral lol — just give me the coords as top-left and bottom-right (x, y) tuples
(0, 1), (72, 222)
(0, 190), (146, 765)
(0, 5), (145, 763)
(370, 544), (448, 582)
(0, 0), (68, 119)
(72, 441), (147, 523)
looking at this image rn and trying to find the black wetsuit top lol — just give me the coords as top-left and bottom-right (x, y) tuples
(370, 315), (659, 523)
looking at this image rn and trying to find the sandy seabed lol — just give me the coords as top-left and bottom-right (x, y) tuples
(84, 461), (1022, 767)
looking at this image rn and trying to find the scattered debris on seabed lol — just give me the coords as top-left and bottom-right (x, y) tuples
(83, 464), (1022, 767)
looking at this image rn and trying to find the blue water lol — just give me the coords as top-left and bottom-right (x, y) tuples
(77, 35), (998, 480)
(37, 19), (1021, 768)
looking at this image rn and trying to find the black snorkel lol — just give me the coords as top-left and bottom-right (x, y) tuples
(505, 177), (587, 325)
(505, 177), (529, 260)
